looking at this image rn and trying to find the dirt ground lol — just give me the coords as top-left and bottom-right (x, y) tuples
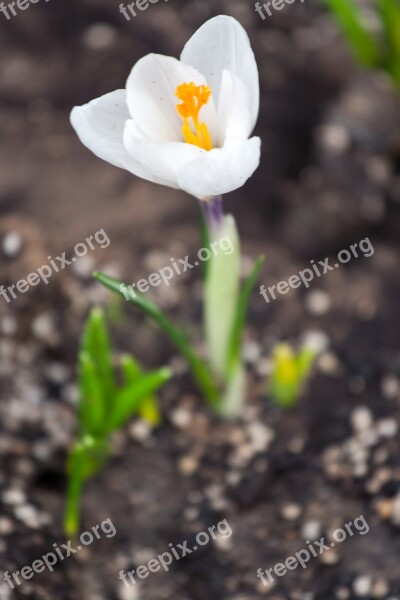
(0, 1), (400, 599)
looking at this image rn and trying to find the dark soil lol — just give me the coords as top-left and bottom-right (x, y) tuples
(0, 1), (400, 599)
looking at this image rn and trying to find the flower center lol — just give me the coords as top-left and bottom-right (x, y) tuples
(175, 82), (213, 151)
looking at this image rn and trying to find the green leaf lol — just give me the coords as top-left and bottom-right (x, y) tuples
(64, 442), (86, 537)
(121, 354), (162, 426)
(324, 0), (381, 66)
(121, 354), (142, 384)
(64, 437), (109, 537)
(226, 256), (265, 377)
(108, 367), (172, 431)
(94, 271), (221, 409)
(81, 308), (115, 412)
(377, 0), (400, 85)
(78, 351), (105, 436)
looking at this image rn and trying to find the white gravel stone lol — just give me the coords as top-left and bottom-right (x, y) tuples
(371, 579), (390, 598)
(170, 407), (192, 429)
(281, 503), (302, 521)
(301, 519), (322, 541)
(391, 493), (400, 526)
(2, 232), (22, 257)
(351, 406), (373, 432)
(117, 583), (139, 600)
(0, 516), (14, 535)
(83, 23), (117, 50)
(305, 290), (332, 316)
(14, 504), (41, 529)
(31, 312), (57, 342)
(2, 488), (26, 506)
(381, 375), (400, 399)
(302, 330), (329, 354)
(0, 582), (12, 600)
(0, 316), (17, 336)
(246, 422), (274, 453)
(353, 575), (372, 597)
(376, 418), (398, 438)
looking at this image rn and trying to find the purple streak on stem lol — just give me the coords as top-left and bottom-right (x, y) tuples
(201, 196), (224, 234)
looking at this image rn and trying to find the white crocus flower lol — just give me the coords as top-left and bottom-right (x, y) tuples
(70, 15), (261, 200)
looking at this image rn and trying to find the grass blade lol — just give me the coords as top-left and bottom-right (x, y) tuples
(81, 308), (115, 412)
(108, 367), (171, 431)
(78, 351), (105, 436)
(94, 271), (221, 409)
(226, 256), (265, 376)
(324, 0), (381, 66)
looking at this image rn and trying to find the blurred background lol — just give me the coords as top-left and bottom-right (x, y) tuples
(0, 1), (399, 599)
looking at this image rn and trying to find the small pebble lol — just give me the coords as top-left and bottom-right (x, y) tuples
(0, 517), (14, 535)
(301, 519), (322, 541)
(320, 549), (340, 565)
(281, 503), (302, 521)
(376, 418), (397, 438)
(83, 23), (117, 50)
(351, 406), (373, 433)
(336, 587), (351, 600)
(117, 583), (139, 600)
(0, 582), (12, 600)
(317, 352), (341, 376)
(170, 407), (192, 429)
(0, 316), (17, 336)
(305, 290), (332, 316)
(353, 575), (372, 597)
(129, 421), (152, 445)
(2, 488), (25, 506)
(318, 124), (351, 154)
(178, 455), (198, 476)
(31, 312), (57, 343)
(391, 493), (400, 525)
(14, 504), (41, 529)
(302, 330), (329, 354)
(243, 340), (261, 364)
(2, 232), (22, 257)
(71, 255), (95, 278)
(381, 376), (400, 400)
(371, 579), (390, 598)
(246, 422), (274, 453)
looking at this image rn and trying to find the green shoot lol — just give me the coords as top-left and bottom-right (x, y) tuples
(324, 0), (400, 90)
(64, 308), (171, 537)
(269, 342), (318, 409)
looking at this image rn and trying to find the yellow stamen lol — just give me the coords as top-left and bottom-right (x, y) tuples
(176, 82), (213, 151)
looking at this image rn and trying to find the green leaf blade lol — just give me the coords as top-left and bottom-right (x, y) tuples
(94, 271), (220, 409)
(108, 367), (172, 431)
(324, 0), (381, 66)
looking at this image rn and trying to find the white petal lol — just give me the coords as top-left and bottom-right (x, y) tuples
(126, 54), (218, 143)
(217, 69), (252, 146)
(177, 137), (261, 199)
(70, 89), (131, 169)
(123, 119), (207, 189)
(70, 89), (165, 181)
(180, 16), (259, 130)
